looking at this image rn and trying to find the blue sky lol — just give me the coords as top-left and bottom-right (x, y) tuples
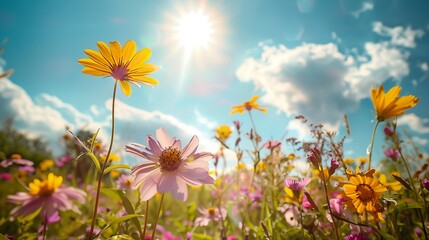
(1, 0), (429, 167)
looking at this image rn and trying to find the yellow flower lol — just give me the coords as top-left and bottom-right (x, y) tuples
(342, 168), (387, 216)
(235, 163), (247, 170)
(39, 159), (54, 171)
(371, 85), (419, 122)
(29, 173), (63, 196)
(358, 157), (368, 165)
(343, 158), (355, 166)
(78, 40), (159, 96)
(378, 173), (402, 191)
(101, 152), (121, 162)
(216, 125), (232, 141)
(231, 96), (267, 114)
(110, 170), (121, 178)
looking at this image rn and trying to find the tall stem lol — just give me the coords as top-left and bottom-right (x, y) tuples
(88, 81), (118, 240)
(320, 163), (340, 240)
(142, 200), (149, 239)
(42, 213), (48, 240)
(152, 193), (165, 240)
(367, 121), (380, 170)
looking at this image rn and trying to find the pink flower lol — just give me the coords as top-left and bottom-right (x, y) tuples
(19, 166), (35, 173)
(422, 179), (429, 190)
(1, 154), (33, 168)
(384, 126), (394, 136)
(263, 140), (281, 150)
(116, 174), (134, 190)
(1, 173), (12, 181)
(195, 207), (227, 226)
(126, 128), (214, 201)
(344, 233), (370, 240)
(329, 158), (340, 175)
(285, 177), (311, 197)
(302, 194), (312, 210)
(7, 173), (86, 220)
(384, 148), (400, 160)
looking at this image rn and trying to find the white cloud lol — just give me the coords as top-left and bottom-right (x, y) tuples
(373, 22), (425, 48)
(412, 136), (428, 145)
(194, 109), (218, 130)
(352, 1), (374, 18)
(90, 105), (100, 116)
(0, 74), (217, 163)
(397, 113), (429, 134)
(420, 62), (429, 72)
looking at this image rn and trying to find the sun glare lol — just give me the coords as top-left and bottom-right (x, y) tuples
(177, 11), (213, 51)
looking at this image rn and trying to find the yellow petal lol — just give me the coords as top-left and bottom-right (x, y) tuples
(122, 40), (137, 64)
(110, 41), (123, 65)
(128, 75), (159, 86)
(84, 49), (110, 67)
(128, 48), (151, 70)
(119, 80), (132, 96)
(249, 95), (259, 103)
(82, 67), (110, 76)
(78, 59), (111, 73)
(128, 63), (160, 75)
(97, 41), (115, 67)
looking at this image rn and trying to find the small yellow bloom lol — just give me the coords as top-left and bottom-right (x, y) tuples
(216, 125), (232, 141)
(39, 159), (54, 171)
(358, 157), (368, 165)
(343, 158), (355, 166)
(29, 173), (63, 196)
(78, 40), (159, 96)
(371, 85), (419, 122)
(110, 170), (121, 178)
(378, 173), (402, 191)
(256, 162), (267, 172)
(231, 96), (267, 114)
(287, 153), (296, 160)
(101, 152), (121, 162)
(235, 162), (247, 170)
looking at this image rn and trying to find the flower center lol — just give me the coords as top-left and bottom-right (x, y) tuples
(356, 184), (374, 202)
(159, 147), (182, 171)
(29, 174), (63, 197)
(208, 207), (216, 217)
(244, 101), (253, 111)
(111, 65), (128, 81)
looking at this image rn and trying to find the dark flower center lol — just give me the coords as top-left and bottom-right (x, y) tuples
(356, 184), (374, 202)
(159, 147), (182, 171)
(208, 208), (216, 217)
(111, 65), (128, 81)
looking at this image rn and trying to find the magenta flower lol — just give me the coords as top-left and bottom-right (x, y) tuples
(1, 154), (33, 168)
(384, 126), (394, 136)
(1, 173), (12, 181)
(263, 140), (281, 150)
(384, 148), (400, 160)
(344, 233), (370, 240)
(285, 177), (311, 197)
(422, 179), (429, 190)
(126, 128), (214, 201)
(195, 207), (227, 226)
(7, 173), (86, 220)
(329, 158), (340, 175)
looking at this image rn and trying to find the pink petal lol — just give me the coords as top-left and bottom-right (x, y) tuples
(133, 166), (160, 188)
(156, 128), (174, 149)
(131, 162), (158, 174)
(171, 177), (188, 201)
(11, 197), (44, 218)
(7, 192), (32, 204)
(147, 136), (162, 155)
(157, 172), (177, 193)
(134, 169), (162, 201)
(125, 144), (159, 162)
(173, 140), (182, 150)
(182, 159), (210, 172)
(58, 187), (87, 203)
(191, 152), (213, 162)
(181, 136), (199, 159)
(179, 167), (213, 186)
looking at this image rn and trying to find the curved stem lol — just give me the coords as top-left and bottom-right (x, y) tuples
(367, 121), (380, 170)
(151, 193), (165, 240)
(88, 80), (118, 240)
(142, 200), (149, 239)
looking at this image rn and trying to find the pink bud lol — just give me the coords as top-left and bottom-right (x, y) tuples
(329, 158), (340, 175)
(422, 179), (429, 190)
(384, 126), (394, 136)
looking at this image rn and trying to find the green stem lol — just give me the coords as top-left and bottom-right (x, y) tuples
(399, 150), (428, 240)
(42, 213), (48, 240)
(142, 200), (149, 239)
(152, 193), (165, 240)
(320, 163), (340, 240)
(88, 80), (118, 240)
(367, 121), (380, 170)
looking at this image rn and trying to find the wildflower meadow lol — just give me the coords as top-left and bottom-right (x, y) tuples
(1, 1), (429, 240)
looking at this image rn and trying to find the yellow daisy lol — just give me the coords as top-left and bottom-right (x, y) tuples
(216, 125), (232, 141)
(371, 85), (419, 122)
(78, 40), (159, 96)
(231, 96), (267, 114)
(342, 168), (387, 215)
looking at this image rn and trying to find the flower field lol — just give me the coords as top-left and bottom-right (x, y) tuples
(0, 38), (428, 240)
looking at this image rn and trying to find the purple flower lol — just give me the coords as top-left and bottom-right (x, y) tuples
(285, 177), (311, 197)
(233, 120), (241, 131)
(307, 147), (321, 167)
(263, 140), (281, 150)
(18, 166), (35, 173)
(7, 173), (86, 220)
(195, 207), (227, 226)
(329, 158), (340, 175)
(422, 179), (429, 190)
(344, 233), (370, 240)
(384, 148), (400, 160)
(126, 128), (214, 201)
(384, 126), (394, 136)
(1, 154), (33, 168)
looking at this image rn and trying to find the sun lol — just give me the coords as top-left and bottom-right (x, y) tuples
(176, 10), (213, 51)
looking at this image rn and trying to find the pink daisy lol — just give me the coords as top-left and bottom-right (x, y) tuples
(7, 173), (86, 220)
(125, 128), (214, 201)
(1, 154), (33, 168)
(116, 174), (134, 191)
(195, 207), (227, 226)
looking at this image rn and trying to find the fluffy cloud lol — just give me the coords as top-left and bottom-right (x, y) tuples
(397, 113), (429, 134)
(352, 2), (374, 18)
(0, 74), (217, 162)
(372, 22), (425, 48)
(236, 42), (410, 132)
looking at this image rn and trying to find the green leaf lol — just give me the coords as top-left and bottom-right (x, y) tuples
(191, 233), (214, 240)
(94, 214), (144, 239)
(107, 235), (134, 240)
(392, 174), (411, 190)
(90, 128), (100, 152)
(370, 225), (396, 240)
(104, 164), (131, 175)
(120, 193), (143, 237)
(0, 233), (9, 240)
(100, 188), (123, 202)
(389, 201), (422, 213)
(87, 152), (101, 172)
